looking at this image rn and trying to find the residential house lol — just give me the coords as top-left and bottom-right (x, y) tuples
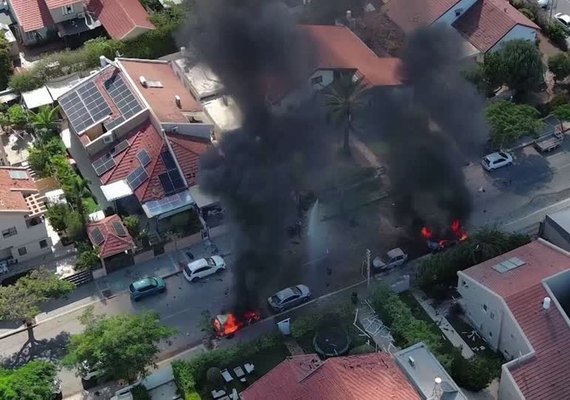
(383, 0), (539, 59)
(457, 239), (570, 400)
(58, 56), (213, 226)
(241, 353), (421, 400)
(0, 167), (52, 264)
(87, 214), (134, 273)
(8, 0), (152, 45)
(269, 24), (402, 112)
(540, 208), (570, 252)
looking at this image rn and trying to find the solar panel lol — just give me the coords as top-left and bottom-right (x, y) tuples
(9, 170), (28, 180)
(76, 81), (111, 122)
(112, 221), (127, 237)
(104, 115), (125, 131)
(111, 140), (129, 156)
(92, 155), (116, 176)
(161, 151), (176, 170)
(126, 167), (149, 190)
(59, 91), (95, 133)
(137, 150), (151, 167)
(104, 75), (143, 120)
(143, 191), (194, 217)
(89, 227), (105, 245)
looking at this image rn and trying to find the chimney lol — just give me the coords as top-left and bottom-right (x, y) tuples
(408, 356), (415, 366)
(543, 296), (551, 310)
(180, 46), (187, 56)
(139, 76), (147, 87)
(346, 10), (352, 20)
(175, 95), (181, 108)
(99, 55), (107, 68)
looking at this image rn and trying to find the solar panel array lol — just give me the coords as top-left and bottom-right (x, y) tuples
(92, 155), (116, 176)
(105, 75), (143, 121)
(59, 80), (112, 133)
(89, 227), (105, 245)
(111, 140), (129, 156)
(126, 166), (149, 190)
(9, 170), (28, 180)
(159, 150), (185, 195)
(137, 150), (151, 167)
(112, 221), (127, 237)
(492, 257), (526, 274)
(161, 151), (176, 170)
(144, 191), (193, 218)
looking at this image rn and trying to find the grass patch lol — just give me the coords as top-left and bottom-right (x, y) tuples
(83, 197), (99, 214)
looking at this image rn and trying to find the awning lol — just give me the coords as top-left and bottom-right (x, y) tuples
(22, 86), (54, 110)
(188, 185), (219, 208)
(142, 190), (194, 218)
(0, 91), (18, 104)
(0, 11), (13, 26)
(101, 180), (133, 201)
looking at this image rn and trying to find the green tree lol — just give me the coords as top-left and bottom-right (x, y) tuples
(485, 100), (543, 148)
(552, 103), (570, 133)
(76, 247), (100, 271)
(123, 215), (141, 238)
(9, 70), (44, 92)
(45, 203), (71, 232)
(450, 350), (502, 391)
(545, 22), (569, 50)
(64, 176), (91, 219)
(324, 75), (367, 156)
(65, 210), (87, 242)
(27, 137), (66, 177)
(0, 360), (59, 400)
(0, 269), (74, 341)
(206, 367), (224, 388)
(0, 36), (13, 91)
(5, 104), (28, 130)
(30, 105), (59, 138)
(493, 40), (544, 93)
(63, 309), (175, 383)
(548, 53), (570, 82)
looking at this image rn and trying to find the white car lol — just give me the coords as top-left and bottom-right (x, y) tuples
(183, 256), (226, 282)
(481, 151), (513, 171)
(555, 12), (570, 26)
(372, 248), (408, 272)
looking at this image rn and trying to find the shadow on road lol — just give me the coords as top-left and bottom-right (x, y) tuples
(1, 331), (71, 369)
(490, 151), (553, 195)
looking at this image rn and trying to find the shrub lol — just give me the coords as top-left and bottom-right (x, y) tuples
(518, 8), (535, 21)
(450, 350), (502, 391)
(545, 22), (569, 50)
(123, 215), (140, 238)
(65, 210), (87, 242)
(131, 384), (151, 400)
(549, 92), (570, 110)
(76, 247), (100, 271)
(291, 313), (324, 340)
(9, 70), (44, 92)
(46, 203), (70, 232)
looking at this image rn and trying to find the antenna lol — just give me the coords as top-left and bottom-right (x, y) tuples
(429, 377), (443, 400)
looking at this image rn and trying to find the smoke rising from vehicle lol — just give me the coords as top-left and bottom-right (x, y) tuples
(185, 0), (327, 312)
(367, 25), (487, 232)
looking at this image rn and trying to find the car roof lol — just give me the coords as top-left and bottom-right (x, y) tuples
(558, 13), (570, 22)
(132, 277), (155, 290)
(387, 248), (405, 258)
(187, 258), (210, 271)
(485, 152), (507, 162)
(275, 287), (298, 301)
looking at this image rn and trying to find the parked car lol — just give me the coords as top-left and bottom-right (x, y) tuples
(129, 277), (166, 301)
(267, 284), (311, 312)
(372, 248), (408, 272)
(555, 12), (570, 26)
(534, 130), (564, 152)
(481, 151), (513, 171)
(183, 256), (226, 282)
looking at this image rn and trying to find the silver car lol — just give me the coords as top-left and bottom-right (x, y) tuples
(268, 284), (311, 312)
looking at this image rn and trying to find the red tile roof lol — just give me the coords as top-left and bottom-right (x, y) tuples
(98, 120), (171, 203)
(87, 214), (135, 258)
(0, 167), (38, 212)
(119, 59), (204, 123)
(462, 239), (570, 400)
(242, 353), (421, 400)
(506, 284), (570, 400)
(44, 0), (76, 9)
(166, 133), (210, 187)
(453, 0), (539, 52)
(383, 0), (461, 33)
(10, 0), (55, 32)
(462, 240), (570, 299)
(87, 0), (154, 40)
(301, 25), (401, 87)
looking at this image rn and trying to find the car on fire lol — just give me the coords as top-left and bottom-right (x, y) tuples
(481, 151), (513, 171)
(372, 248), (408, 272)
(183, 256), (226, 282)
(267, 284), (311, 312)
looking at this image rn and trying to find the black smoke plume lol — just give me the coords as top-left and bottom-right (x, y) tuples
(186, 0), (327, 312)
(367, 25), (487, 233)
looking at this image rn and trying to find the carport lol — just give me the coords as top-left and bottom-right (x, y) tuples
(87, 214), (135, 274)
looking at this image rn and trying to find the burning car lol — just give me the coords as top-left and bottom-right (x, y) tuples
(213, 311), (261, 338)
(422, 220), (468, 253)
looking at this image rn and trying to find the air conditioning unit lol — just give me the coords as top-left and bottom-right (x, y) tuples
(103, 135), (113, 144)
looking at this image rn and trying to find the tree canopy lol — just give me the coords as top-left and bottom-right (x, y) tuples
(0, 36), (12, 91)
(485, 100), (543, 148)
(0, 361), (58, 400)
(548, 53), (570, 82)
(63, 309), (175, 383)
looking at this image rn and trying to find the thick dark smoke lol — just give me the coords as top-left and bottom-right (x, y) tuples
(186, 0), (327, 312)
(367, 25), (487, 232)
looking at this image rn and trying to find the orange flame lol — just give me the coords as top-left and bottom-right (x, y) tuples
(421, 226), (432, 240)
(214, 311), (261, 337)
(451, 219), (468, 241)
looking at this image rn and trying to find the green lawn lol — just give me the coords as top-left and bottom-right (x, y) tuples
(83, 197), (99, 214)
(197, 343), (290, 398)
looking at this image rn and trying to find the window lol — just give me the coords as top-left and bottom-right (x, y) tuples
(482, 304), (488, 312)
(311, 75), (323, 85)
(18, 247), (27, 256)
(62, 5), (73, 15)
(461, 279), (468, 288)
(2, 227), (17, 238)
(39, 239), (48, 249)
(490, 311), (495, 320)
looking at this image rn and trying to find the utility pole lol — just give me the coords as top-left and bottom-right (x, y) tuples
(366, 249), (371, 292)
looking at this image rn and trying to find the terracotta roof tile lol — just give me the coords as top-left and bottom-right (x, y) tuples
(87, 214), (135, 258)
(87, 0), (154, 40)
(242, 353), (420, 400)
(0, 167), (38, 212)
(166, 133), (210, 187)
(44, 0), (77, 9)
(119, 59), (203, 123)
(383, 0), (461, 33)
(453, 0), (539, 52)
(301, 25), (401, 87)
(10, 0), (55, 32)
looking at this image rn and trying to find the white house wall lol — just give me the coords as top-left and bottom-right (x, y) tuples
(49, 1), (85, 24)
(435, 0), (479, 26)
(309, 70), (334, 90)
(489, 25), (537, 53)
(541, 218), (570, 252)
(0, 213), (51, 262)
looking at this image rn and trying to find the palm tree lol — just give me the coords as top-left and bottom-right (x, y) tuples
(30, 105), (59, 140)
(65, 176), (91, 219)
(324, 75), (367, 156)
